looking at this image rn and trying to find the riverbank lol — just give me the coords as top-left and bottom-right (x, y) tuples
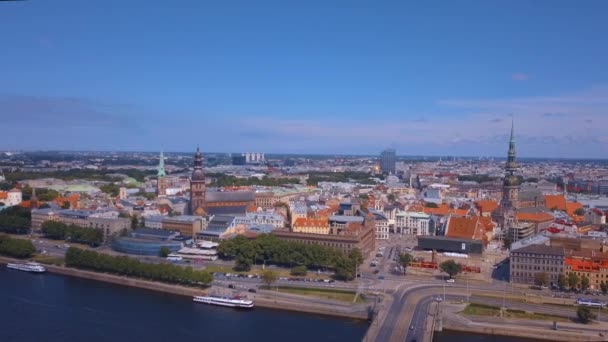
(441, 303), (607, 342)
(0, 256), (369, 321)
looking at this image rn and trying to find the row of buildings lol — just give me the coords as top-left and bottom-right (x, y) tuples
(510, 236), (608, 290)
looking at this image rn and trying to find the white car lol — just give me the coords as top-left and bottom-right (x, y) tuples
(435, 296), (443, 302)
(445, 279), (455, 283)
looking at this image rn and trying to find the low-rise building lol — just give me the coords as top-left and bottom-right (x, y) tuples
(509, 244), (565, 286)
(395, 211), (431, 235)
(585, 208), (606, 225)
(292, 217), (329, 235)
(0, 189), (22, 207)
(273, 219), (376, 258)
(31, 208), (130, 242)
(565, 250), (608, 290)
(255, 192), (278, 209)
(162, 215), (207, 237)
(233, 211), (284, 229)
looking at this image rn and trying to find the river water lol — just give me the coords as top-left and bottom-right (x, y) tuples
(1, 267), (548, 342)
(0, 267), (367, 342)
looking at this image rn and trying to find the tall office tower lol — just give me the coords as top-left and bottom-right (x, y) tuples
(380, 149), (396, 175)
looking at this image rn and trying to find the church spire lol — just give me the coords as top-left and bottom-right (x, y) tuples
(157, 150), (166, 177)
(506, 119), (517, 172)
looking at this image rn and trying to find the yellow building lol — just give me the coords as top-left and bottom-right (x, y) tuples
(292, 217), (329, 235)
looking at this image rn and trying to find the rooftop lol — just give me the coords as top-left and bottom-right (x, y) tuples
(511, 244), (565, 256)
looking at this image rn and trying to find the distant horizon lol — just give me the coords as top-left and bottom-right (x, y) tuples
(4, 149), (608, 162)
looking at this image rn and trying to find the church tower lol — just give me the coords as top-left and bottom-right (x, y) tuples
(498, 120), (521, 230)
(156, 150), (167, 197)
(502, 120), (520, 210)
(190, 146), (206, 215)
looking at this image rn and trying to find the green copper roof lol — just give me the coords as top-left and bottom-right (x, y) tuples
(158, 150), (166, 177)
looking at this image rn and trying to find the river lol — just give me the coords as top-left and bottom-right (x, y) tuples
(0, 267), (367, 342)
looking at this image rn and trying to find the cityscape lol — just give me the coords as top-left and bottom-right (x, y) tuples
(2, 1), (608, 342)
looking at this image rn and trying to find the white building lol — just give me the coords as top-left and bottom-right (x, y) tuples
(243, 152), (265, 164)
(0, 189), (22, 207)
(395, 210), (431, 235)
(144, 215), (164, 229)
(370, 210), (389, 240)
(234, 211), (284, 229)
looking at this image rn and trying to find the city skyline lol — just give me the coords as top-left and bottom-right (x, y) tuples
(2, 1), (608, 157)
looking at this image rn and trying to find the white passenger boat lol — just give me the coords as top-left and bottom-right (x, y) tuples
(193, 294), (254, 308)
(6, 261), (46, 273)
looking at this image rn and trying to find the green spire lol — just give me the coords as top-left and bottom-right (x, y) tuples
(509, 118), (515, 144)
(158, 150), (166, 177)
(506, 119), (517, 172)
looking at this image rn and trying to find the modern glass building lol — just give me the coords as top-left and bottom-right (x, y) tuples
(380, 148), (396, 175)
(111, 237), (183, 256)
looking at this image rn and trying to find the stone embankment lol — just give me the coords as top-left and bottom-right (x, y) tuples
(0, 257), (368, 320)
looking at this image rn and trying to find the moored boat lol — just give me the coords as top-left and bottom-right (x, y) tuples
(193, 294), (254, 308)
(6, 261), (46, 273)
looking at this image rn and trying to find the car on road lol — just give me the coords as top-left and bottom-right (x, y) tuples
(378, 275), (385, 280)
(248, 288), (257, 293)
(228, 284), (236, 289)
(445, 279), (455, 283)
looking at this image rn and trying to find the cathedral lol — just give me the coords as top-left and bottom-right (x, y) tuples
(493, 121), (521, 230)
(190, 146), (207, 215)
(188, 146), (255, 216)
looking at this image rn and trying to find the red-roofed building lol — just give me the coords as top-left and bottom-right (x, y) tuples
(475, 200), (499, 217)
(292, 217), (329, 235)
(586, 208), (606, 225)
(445, 216), (487, 244)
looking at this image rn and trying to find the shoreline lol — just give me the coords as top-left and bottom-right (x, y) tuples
(0, 256), (369, 321)
(441, 315), (607, 342)
(440, 326), (605, 342)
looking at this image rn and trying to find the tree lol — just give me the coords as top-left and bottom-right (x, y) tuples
(557, 274), (567, 290)
(234, 256), (251, 272)
(581, 274), (590, 291)
(601, 281), (608, 295)
(577, 306), (596, 324)
(534, 272), (549, 287)
(0, 236), (36, 258)
(334, 256), (355, 281)
(387, 194), (396, 203)
(290, 265), (307, 276)
(261, 270), (278, 289)
(568, 272), (580, 289)
(440, 260), (462, 279)
(424, 202), (439, 208)
(61, 201), (71, 209)
(159, 246), (171, 258)
(574, 208), (586, 216)
(399, 253), (414, 275)
(348, 248), (364, 268)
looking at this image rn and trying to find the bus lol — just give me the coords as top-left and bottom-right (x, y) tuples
(166, 254), (183, 262)
(576, 298), (606, 307)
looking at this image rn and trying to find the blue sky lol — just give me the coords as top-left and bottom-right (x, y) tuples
(1, 1), (608, 158)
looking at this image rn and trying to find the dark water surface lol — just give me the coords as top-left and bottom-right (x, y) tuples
(0, 268), (367, 342)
